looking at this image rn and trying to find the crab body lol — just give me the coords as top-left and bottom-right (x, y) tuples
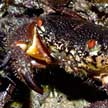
(40, 12), (108, 78)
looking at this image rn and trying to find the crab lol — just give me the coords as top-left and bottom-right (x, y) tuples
(0, 0), (108, 107)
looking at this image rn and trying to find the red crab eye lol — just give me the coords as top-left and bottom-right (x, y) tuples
(36, 18), (43, 28)
(87, 39), (96, 49)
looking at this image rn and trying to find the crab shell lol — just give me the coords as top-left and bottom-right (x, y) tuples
(39, 13), (108, 86)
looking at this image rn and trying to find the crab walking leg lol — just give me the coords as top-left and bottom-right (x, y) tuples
(0, 84), (15, 108)
(0, 51), (11, 69)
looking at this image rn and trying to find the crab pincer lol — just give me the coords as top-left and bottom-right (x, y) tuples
(12, 21), (53, 94)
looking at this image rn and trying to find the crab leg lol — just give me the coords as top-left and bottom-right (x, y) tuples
(0, 51), (11, 69)
(0, 84), (15, 108)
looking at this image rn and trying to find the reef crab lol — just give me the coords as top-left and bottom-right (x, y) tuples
(0, 0), (108, 107)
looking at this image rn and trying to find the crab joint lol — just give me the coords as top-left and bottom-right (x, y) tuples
(26, 26), (52, 64)
(36, 17), (43, 28)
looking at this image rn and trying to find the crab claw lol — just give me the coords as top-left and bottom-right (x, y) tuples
(22, 69), (43, 94)
(13, 22), (53, 94)
(19, 51), (43, 94)
(16, 23), (53, 68)
(26, 25), (52, 65)
(11, 46), (43, 94)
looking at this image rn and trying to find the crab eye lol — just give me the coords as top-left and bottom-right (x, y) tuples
(86, 39), (101, 56)
(36, 17), (43, 28)
(87, 39), (96, 49)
